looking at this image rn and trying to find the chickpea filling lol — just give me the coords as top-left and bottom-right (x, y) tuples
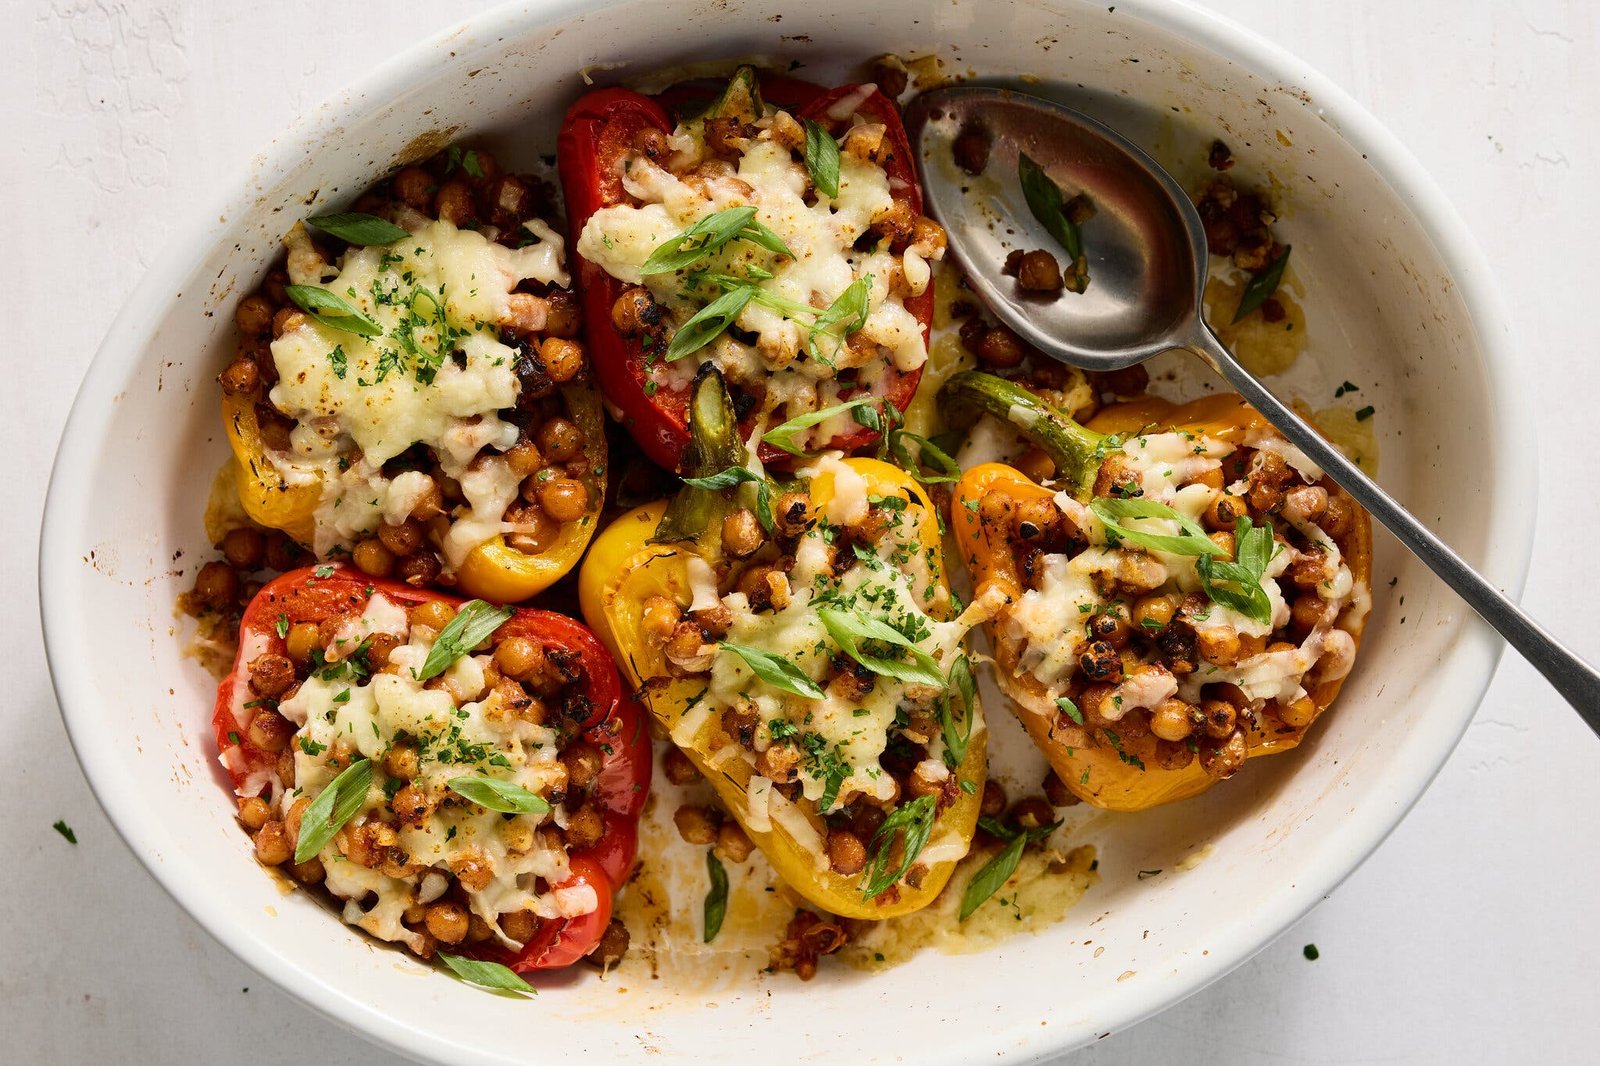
(652, 457), (976, 898)
(576, 96), (946, 452)
(219, 147), (599, 585)
(991, 427), (1368, 779)
(223, 591), (613, 962)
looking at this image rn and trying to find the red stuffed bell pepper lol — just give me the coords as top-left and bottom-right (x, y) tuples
(559, 65), (944, 472)
(214, 565), (650, 972)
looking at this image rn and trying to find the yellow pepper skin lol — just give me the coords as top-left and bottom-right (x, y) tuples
(222, 390), (318, 546)
(580, 457), (986, 920)
(951, 391), (1372, 812)
(221, 385), (606, 602)
(453, 385), (607, 602)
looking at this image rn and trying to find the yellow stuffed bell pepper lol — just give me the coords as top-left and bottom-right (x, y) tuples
(222, 384), (606, 603)
(944, 371), (1371, 812)
(580, 369), (986, 920)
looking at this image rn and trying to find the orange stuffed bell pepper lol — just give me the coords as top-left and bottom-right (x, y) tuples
(944, 371), (1371, 811)
(579, 368), (986, 919)
(217, 143), (605, 603)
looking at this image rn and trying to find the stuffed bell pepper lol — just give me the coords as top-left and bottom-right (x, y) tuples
(218, 145), (605, 604)
(558, 65), (945, 472)
(579, 369), (985, 919)
(214, 565), (650, 971)
(945, 372), (1372, 811)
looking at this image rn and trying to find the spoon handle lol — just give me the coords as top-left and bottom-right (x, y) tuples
(1191, 326), (1600, 719)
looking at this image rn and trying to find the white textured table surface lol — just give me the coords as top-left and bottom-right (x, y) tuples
(7, 1), (1597, 1062)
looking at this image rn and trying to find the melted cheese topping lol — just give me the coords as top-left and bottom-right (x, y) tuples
(576, 106), (938, 452)
(266, 217), (568, 565)
(274, 594), (594, 952)
(1004, 430), (1360, 709)
(703, 460), (969, 811)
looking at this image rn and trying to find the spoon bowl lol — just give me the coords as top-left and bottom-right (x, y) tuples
(906, 85), (1600, 717)
(904, 86), (1209, 370)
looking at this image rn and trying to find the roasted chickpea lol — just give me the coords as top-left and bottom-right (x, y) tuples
(218, 357), (260, 395)
(219, 527), (266, 571)
(587, 918), (631, 969)
(827, 829), (867, 875)
(1200, 699), (1237, 740)
(247, 653), (296, 699)
(773, 492), (813, 537)
(1015, 249), (1064, 292)
(504, 503), (557, 554)
(1077, 640), (1124, 683)
(492, 636), (541, 682)
(247, 709), (294, 753)
(562, 741), (603, 792)
(271, 307), (307, 339)
(715, 821), (755, 863)
(411, 600), (456, 633)
(662, 746), (699, 786)
(192, 561), (240, 610)
(237, 796), (272, 831)
(434, 178), (475, 226)
(611, 287), (659, 336)
(1087, 608), (1133, 649)
(721, 508), (763, 558)
(391, 166), (434, 210)
(1131, 592), (1182, 633)
(639, 596), (682, 645)
(1149, 697), (1195, 742)
(1198, 731), (1248, 779)
(234, 294), (275, 336)
(425, 901), (470, 945)
(1203, 491), (1246, 532)
(352, 538), (395, 578)
(383, 743), (420, 781)
(976, 325), (1026, 369)
(673, 805), (718, 845)
(253, 821), (293, 866)
(396, 551), (443, 587)
(1013, 497), (1061, 542)
(539, 336), (585, 383)
(538, 478), (590, 523)
(536, 417), (584, 462)
(377, 520), (424, 557)
(1196, 626), (1243, 667)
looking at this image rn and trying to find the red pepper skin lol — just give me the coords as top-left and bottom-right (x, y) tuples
(213, 566), (650, 972)
(558, 75), (931, 473)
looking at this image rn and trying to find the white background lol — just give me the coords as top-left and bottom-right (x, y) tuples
(6, 1), (1597, 1062)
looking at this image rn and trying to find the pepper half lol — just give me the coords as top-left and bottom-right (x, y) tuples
(557, 66), (934, 473)
(577, 373), (984, 919)
(223, 381), (606, 604)
(945, 372), (1372, 811)
(214, 566), (650, 970)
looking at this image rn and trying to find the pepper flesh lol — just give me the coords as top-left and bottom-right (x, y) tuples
(221, 384), (607, 602)
(578, 458), (986, 919)
(557, 68), (933, 473)
(948, 379), (1372, 811)
(214, 566), (650, 969)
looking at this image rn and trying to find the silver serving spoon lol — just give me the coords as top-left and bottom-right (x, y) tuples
(904, 85), (1600, 718)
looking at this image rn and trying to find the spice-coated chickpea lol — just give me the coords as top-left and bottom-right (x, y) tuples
(538, 478), (590, 523)
(827, 828), (867, 875)
(193, 561), (240, 609)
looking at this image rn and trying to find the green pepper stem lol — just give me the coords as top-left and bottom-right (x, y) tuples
(651, 367), (746, 551)
(702, 65), (765, 123)
(940, 371), (1106, 500)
